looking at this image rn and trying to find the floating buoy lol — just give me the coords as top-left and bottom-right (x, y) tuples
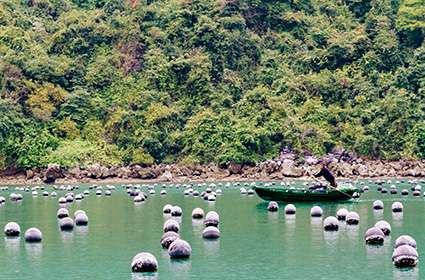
(105, 190), (112, 196)
(163, 204), (172, 214)
(191, 208), (204, 219)
(24, 228), (42, 242)
(375, 220), (391, 236)
(134, 195), (144, 203)
(346, 211), (360, 225)
(160, 190), (167, 195)
(160, 231), (180, 249)
(247, 189), (254, 195)
(284, 204), (296, 215)
(310, 206), (323, 217)
(413, 190), (420, 196)
(171, 206), (182, 217)
(58, 197), (66, 204)
(381, 188), (388, 194)
(131, 252), (158, 272)
(163, 219), (180, 233)
(168, 239), (192, 259)
(75, 213), (88, 226)
(240, 188), (247, 194)
(267, 201), (279, 212)
(364, 227), (385, 245)
(336, 208), (348, 221)
(95, 190), (102, 196)
(59, 217), (74, 231)
(204, 211), (219, 227)
(401, 189), (409, 196)
(394, 235), (417, 249)
(202, 226), (220, 239)
(57, 208), (69, 219)
(323, 216), (339, 231)
(207, 194), (216, 201)
(373, 200), (384, 210)
(4, 222), (20, 237)
(391, 202), (403, 213)
(392, 245), (419, 268)
(65, 195), (74, 202)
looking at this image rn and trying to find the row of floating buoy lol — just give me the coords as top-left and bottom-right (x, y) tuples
(134, 207), (222, 273)
(4, 223), (42, 242)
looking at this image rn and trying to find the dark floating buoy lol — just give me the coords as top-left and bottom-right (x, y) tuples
(394, 235), (417, 249)
(284, 204), (296, 215)
(336, 208), (348, 221)
(364, 227), (385, 245)
(75, 213), (88, 226)
(267, 201), (279, 212)
(163, 204), (172, 214)
(160, 231), (180, 249)
(163, 219), (180, 233)
(323, 216), (339, 231)
(202, 226), (220, 239)
(346, 211), (360, 225)
(59, 217), (74, 231)
(168, 239), (192, 259)
(204, 211), (219, 227)
(310, 206), (323, 217)
(191, 208), (204, 219)
(391, 202), (403, 213)
(375, 220), (391, 236)
(4, 222), (20, 237)
(171, 206), (182, 217)
(24, 228), (42, 242)
(392, 245), (419, 268)
(57, 208), (69, 219)
(373, 200), (384, 210)
(131, 252), (158, 272)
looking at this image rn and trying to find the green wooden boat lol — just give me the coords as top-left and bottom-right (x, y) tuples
(253, 184), (360, 202)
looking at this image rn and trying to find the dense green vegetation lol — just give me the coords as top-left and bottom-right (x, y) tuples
(0, 0), (424, 170)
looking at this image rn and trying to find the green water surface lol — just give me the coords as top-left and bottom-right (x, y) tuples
(0, 181), (423, 280)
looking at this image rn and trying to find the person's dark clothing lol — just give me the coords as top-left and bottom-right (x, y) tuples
(315, 166), (337, 188)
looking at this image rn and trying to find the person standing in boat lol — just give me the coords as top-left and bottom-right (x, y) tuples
(314, 161), (338, 189)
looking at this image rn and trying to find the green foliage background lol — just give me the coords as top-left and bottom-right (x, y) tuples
(0, 0), (424, 169)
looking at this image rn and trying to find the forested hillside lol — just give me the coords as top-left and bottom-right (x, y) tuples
(0, 0), (424, 170)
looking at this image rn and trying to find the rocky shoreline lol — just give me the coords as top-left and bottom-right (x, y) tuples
(1, 155), (424, 185)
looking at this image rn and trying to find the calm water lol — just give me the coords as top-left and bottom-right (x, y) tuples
(0, 181), (423, 280)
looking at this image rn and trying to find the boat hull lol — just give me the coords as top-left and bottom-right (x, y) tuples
(253, 186), (359, 202)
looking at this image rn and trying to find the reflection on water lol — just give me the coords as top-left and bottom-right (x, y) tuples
(346, 225), (359, 241)
(373, 209), (384, 220)
(25, 243), (43, 258)
(75, 225), (89, 236)
(392, 212), (403, 228)
(323, 231), (339, 248)
(203, 239), (220, 256)
(131, 272), (158, 280)
(393, 266), (419, 280)
(5, 237), (20, 254)
(267, 212), (279, 224)
(168, 259), (192, 276)
(60, 231), (74, 245)
(191, 219), (204, 232)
